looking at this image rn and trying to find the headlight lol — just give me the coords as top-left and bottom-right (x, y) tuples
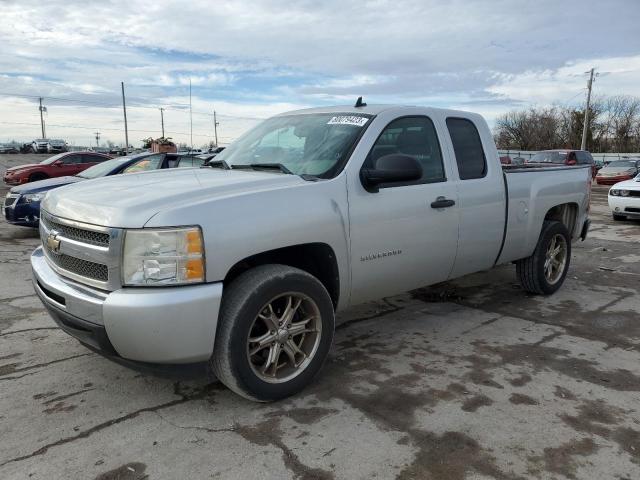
(23, 193), (44, 203)
(122, 227), (205, 286)
(609, 189), (619, 196)
(620, 190), (630, 197)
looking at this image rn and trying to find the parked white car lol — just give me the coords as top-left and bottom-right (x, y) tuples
(608, 176), (640, 220)
(31, 139), (50, 153)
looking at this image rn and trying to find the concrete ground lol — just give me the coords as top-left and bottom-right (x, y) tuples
(1, 161), (639, 479)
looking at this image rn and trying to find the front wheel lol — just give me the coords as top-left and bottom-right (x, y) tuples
(516, 221), (571, 295)
(211, 264), (335, 401)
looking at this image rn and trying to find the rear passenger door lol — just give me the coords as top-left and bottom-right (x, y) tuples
(444, 117), (505, 278)
(349, 115), (459, 304)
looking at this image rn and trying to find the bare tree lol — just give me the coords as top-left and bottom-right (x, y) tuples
(494, 94), (640, 152)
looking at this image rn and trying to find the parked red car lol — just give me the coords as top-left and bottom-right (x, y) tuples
(527, 149), (597, 178)
(3, 151), (111, 186)
(595, 159), (640, 185)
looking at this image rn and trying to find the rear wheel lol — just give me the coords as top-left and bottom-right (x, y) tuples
(516, 221), (571, 295)
(613, 213), (626, 221)
(28, 172), (47, 182)
(212, 264), (335, 401)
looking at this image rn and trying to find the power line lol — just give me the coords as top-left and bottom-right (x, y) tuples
(0, 91), (266, 120)
(0, 120), (235, 139)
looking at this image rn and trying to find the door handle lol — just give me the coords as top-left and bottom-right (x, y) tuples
(430, 196), (455, 209)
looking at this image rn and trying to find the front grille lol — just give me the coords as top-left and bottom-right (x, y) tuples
(46, 251), (108, 282)
(4, 195), (18, 207)
(628, 190), (640, 198)
(626, 207), (640, 213)
(42, 216), (110, 247)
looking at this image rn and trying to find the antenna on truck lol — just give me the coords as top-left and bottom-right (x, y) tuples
(354, 96), (367, 108)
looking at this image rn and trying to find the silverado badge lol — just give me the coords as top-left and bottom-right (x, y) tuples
(46, 231), (61, 253)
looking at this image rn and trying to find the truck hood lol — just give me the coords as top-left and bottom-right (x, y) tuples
(11, 176), (82, 194)
(42, 168), (307, 228)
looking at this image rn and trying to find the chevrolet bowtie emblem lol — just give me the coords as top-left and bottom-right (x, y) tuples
(46, 231), (61, 253)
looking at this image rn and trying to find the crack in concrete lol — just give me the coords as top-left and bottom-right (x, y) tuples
(152, 410), (236, 434)
(336, 299), (402, 331)
(0, 382), (217, 467)
(42, 388), (95, 405)
(0, 327), (59, 337)
(0, 353), (92, 379)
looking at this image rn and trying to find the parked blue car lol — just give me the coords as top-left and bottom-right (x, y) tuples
(3, 152), (204, 228)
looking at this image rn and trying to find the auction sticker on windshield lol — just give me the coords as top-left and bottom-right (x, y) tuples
(327, 116), (369, 127)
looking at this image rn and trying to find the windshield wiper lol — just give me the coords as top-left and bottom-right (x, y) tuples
(205, 159), (231, 170)
(232, 163), (294, 175)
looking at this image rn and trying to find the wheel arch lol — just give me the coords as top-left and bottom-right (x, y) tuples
(543, 202), (579, 238)
(223, 243), (340, 309)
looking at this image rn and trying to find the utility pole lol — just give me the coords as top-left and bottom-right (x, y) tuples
(94, 132), (101, 148)
(160, 107), (165, 137)
(189, 78), (193, 150)
(121, 82), (130, 154)
(38, 97), (46, 138)
(213, 110), (219, 147)
(581, 68), (595, 151)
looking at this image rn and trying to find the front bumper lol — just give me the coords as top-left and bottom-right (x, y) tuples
(608, 195), (640, 218)
(31, 246), (223, 364)
(3, 175), (23, 185)
(4, 200), (40, 227)
(597, 175), (633, 185)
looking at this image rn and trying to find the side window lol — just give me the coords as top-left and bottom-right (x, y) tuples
(62, 154), (81, 165)
(82, 154), (102, 164)
(446, 118), (487, 180)
(122, 155), (163, 174)
(364, 116), (445, 187)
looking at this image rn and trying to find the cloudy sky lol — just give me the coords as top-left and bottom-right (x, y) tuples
(1, 0), (640, 147)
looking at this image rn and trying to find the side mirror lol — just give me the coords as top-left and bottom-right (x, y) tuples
(360, 154), (423, 193)
(53, 160), (63, 167)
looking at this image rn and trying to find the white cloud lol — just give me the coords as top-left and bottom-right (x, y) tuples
(1, 0), (640, 144)
(488, 55), (640, 106)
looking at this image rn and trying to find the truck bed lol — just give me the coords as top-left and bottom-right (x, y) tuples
(497, 164), (591, 265)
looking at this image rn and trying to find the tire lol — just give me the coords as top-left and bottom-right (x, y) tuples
(211, 264), (335, 402)
(28, 172), (47, 182)
(516, 221), (571, 295)
(613, 213), (626, 221)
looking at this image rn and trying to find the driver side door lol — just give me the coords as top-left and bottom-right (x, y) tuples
(348, 116), (459, 305)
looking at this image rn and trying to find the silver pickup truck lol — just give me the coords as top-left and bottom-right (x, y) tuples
(31, 104), (591, 401)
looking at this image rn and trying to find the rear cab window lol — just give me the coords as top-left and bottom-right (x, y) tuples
(446, 118), (487, 180)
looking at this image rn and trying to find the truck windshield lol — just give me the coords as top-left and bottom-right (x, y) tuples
(215, 113), (372, 178)
(529, 151), (567, 163)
